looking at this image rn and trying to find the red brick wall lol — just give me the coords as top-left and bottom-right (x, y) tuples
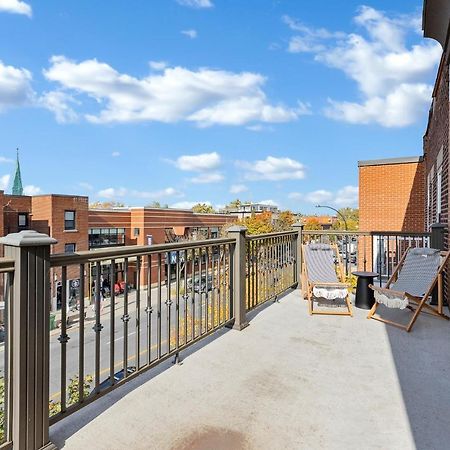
(358, 160), (426, 271)
(359, 161), (426, 233)
(3, 195), (32, 235)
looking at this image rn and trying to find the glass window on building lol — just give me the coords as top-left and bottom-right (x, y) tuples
(18, 212), (28, 229)
(65, 243), (76, 253)
(89, 228), (126, 249)
(64, 210), (76, 230)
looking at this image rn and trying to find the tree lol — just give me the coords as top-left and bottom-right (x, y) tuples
(332, 208), (359, 231)
(192, 203), (215, 213)
(241, 211), (274, 235)
(304, 217), (321, 230)
(89, 201), (125, 209)
(227, 199), (242, 209)
(275, 210), (295, 231)
(145, 201), (168, 208)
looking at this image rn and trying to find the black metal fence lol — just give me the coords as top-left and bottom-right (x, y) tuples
(301, 229), (431, 285)
(48, 238), (234, 424)
(0, 225), (435, 450)
(246, 232), (297, 310)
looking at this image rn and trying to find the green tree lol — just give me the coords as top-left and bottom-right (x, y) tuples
(332, 208), (359, 231)
(192, 203), (215, 213)
(89, 201), (125, 209)
(275, 210), (295, 231)
(145, 201), (169, 208)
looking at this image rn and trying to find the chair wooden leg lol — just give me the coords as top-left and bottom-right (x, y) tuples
(438, 273), (443, 315)
(367, 300), (378, 319)
(406, 297), (429, 332)
(346, 294), (353, 317)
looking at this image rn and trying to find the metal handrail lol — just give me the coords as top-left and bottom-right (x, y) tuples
(50, 237), (235, 267)
(247, 230), (297, 240)
(0, 258), (15, 273)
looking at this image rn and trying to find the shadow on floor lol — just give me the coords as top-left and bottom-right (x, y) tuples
(50, 291), (293, 448)
(377, 306), (450, 450)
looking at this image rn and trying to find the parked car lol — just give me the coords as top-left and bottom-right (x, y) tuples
(187, 274), (213, 293)
(98, 366), (136, 391)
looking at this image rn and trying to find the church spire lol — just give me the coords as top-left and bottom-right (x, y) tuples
(12, 148), (23, 196)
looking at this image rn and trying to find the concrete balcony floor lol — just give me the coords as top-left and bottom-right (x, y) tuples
(51, 290), (450, 450)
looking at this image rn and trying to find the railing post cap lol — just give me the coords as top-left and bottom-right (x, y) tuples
(431, 223), (447, 229)
(227, 225), (247, 234)
(292, 222), (304, 229)
(0, 230), (57, 247)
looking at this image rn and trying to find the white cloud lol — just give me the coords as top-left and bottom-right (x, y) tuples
(176, 0), (213, 8)
(181, 29), (197, 39)
(43, 56), (301, 127)
(238, 156), (306, 181)
(171, 200), (212, 209)
(0, 157), (13, 163)
(230, 184), (248, 194)
(303, 190), (333, 204)
(173, 152), (221, 172)
(112, 151), (120, 157)
(0, 174), (10, 190)
(285, 7), (442, 127)
(98, 187), (128, 199)
(23, 185), (41, 196)
(293, 185), (358, 208)
(190, 172), (224, 184)
(0, 60), (34, 111)
(0, 0), (31, 17)
(334, 185), (358, 207)
(39, 91), (78, 123)
(98, 186), (182, 200)
(149, 60), (168, 71)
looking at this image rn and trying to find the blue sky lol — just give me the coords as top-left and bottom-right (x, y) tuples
(0, 0), (441, 213)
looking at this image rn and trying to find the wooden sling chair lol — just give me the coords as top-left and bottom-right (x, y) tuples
(367, 247), (450, 332)
(301, 243), (352, 316)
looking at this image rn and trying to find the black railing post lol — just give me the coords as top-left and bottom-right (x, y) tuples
(431, 223), (447, 306)
(227, 226), (249, 330)
(0, 230), (57, 450)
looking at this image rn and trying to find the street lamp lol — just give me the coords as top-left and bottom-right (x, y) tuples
(316, 204), (349, 274)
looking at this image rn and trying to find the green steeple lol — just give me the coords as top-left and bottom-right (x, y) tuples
(12, 148), (23, 196)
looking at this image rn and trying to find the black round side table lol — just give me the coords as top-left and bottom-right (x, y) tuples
(352, 271), (379, 310)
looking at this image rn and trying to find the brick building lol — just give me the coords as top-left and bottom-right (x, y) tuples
(0, 192), (236, 310)
(358, 0), (450, 279)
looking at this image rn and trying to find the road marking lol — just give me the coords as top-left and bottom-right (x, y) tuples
(106, 331), (136, 346)
(49, 340), (166, 401)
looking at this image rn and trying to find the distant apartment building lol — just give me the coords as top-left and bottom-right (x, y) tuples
(221, 202), (279, 219)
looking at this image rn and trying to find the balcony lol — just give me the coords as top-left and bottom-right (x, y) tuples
(0, 226), (448, 449)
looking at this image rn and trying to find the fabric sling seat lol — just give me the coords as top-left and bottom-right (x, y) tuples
(302, 243), (352, 316)
(368, 247), (450, 332)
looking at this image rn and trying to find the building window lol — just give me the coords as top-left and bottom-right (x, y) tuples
(65, 243), (76, 253)
(64, 210), (76, 230)
(89, 228), (126, 249)
(134, 228), (140, 237)
(18, 213), (28, 229)
(437, 168), (442, 222)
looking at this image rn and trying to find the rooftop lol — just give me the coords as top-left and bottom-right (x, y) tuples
(50, 290), (450, 450)
(358, 156), (424, 167)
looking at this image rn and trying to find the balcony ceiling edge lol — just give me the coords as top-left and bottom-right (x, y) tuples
(423, 0), (450, 48)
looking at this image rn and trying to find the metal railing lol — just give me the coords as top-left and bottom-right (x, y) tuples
(48, 238), (235, 424)
(246, 232), (297, 310)
(0, 224), (440, 449)
(301, 229), (431, 285)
